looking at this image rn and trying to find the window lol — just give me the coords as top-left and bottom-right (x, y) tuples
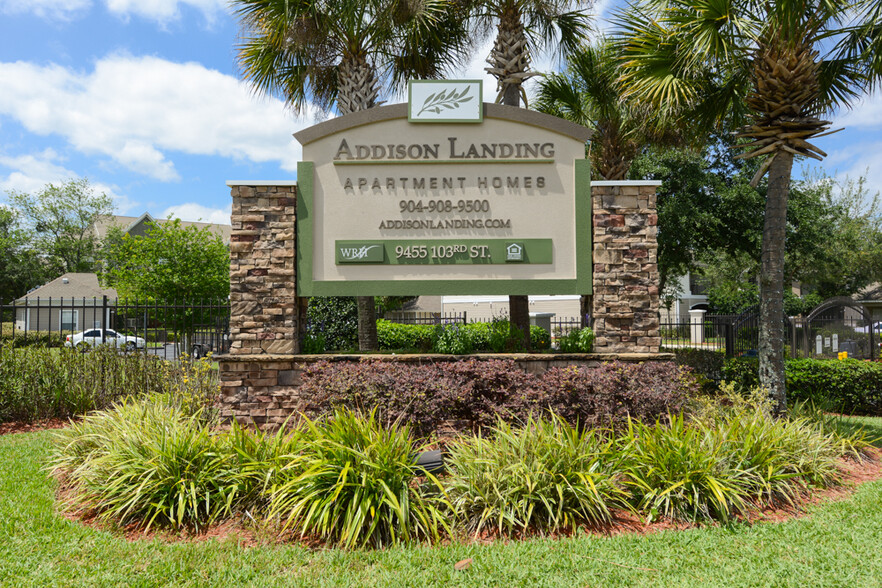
(83, 330), (100, 337)
(61, 310), (78, 332)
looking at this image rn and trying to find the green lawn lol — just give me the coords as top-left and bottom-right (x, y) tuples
(2, 423), (882, 587)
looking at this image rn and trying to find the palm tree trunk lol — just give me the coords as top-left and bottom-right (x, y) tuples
(336, 51), (381, 351)
(759, 151), (792, 414)
(357, 295), (378, 352)
(496, 23), (531, 351)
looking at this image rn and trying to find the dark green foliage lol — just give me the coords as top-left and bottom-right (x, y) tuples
(299, 359), (696, 437)
(307, 297), (358, 351)
(723, 358), (882, 415)
(672, 348), (725, 391)
(786, 359), (882, 415)
(722, 357), (763, 391)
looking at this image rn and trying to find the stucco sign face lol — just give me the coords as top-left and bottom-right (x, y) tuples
(294, 97), (593, 296)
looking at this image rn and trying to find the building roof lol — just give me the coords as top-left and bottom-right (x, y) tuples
(857, 283), (882, 305)
(16, 273), (117, 303)
(93, 212), (231, 243)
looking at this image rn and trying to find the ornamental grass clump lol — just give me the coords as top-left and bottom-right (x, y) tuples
(619, 415), (753, 523)
(267, 409), (449, 548)
(624, 386), (859, 523)
(445, 416), (629, 537)
(51, 396), (245, 531)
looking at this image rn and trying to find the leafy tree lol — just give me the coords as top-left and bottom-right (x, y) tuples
(234, 0), (471, 351)
(616, 0), (882, 412)
(0, 207), (47, 304)
(698, 174), (882, 312)
(99, 219), (229, 301)
(6, 178), (113, 277)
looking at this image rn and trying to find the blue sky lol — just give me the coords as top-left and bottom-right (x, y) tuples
(1, 0), (880, 226)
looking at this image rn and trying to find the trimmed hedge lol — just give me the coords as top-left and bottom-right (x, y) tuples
(374, 320), (552, 353)
(723, 357), (882, 415)
(300, 359), (697, 437)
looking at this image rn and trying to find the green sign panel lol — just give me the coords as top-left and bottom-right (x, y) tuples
(335, 239), (553, 265)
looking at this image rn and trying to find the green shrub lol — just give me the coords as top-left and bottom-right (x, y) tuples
(307, 297), (357, 351)
(0, 323), (66, 348)
(0, 345), (220, 423)
(530, 325), (551, 350)
(557, 327), (594, 353)
(376, 319), (434, 351)
(721, 357), (761, 391)
(432, 323), (475, 354)
(52, 397), (243, 531)
(446, 416), (628, 536)
(268, 409), (448, 548)
(374, 320), (550, 354)
(723, 357), (882, 415)
(672, 348), (725, 382)
(785, 359), (882, 415)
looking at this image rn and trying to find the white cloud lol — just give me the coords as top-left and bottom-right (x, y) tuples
(0, 149), (74, 194)
(0, 0), (91, 20)
(0, 0), (227, 23)
(0, 149), (137, 213)
(0, 55), (316, 181)
(834, 93), (882, 129)
(828, 142), (882, 198)
(104, 0), (226, 23)
(162, 202), (231, 224)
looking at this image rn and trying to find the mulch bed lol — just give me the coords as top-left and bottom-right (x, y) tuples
(0, 418), (70, 436)
(8, 418), (882, 547)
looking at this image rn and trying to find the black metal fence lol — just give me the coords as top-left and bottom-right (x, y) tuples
(1, 297), (230, 359)
(379, 310), (467, 325)
(661, 312), (879, 360)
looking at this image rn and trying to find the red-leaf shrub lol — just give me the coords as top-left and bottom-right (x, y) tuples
(299, 359), (697, 438)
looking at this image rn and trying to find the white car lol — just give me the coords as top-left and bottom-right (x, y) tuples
(65, 329), (147, 350)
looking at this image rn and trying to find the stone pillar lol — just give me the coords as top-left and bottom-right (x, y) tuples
(220, 181), (302, 428)
(227, 181), (300, 356)
(591, 181), (661, 353)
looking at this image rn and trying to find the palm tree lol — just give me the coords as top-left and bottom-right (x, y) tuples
(234, 0), (471, 351)
(535, 39), (687, 181)
(470, 0), (591, 347)
(535, 39), (689, 323)
(615, 0), (882, 413)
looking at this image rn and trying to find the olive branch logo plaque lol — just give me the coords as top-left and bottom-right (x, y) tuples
(408, 80), (483, 123)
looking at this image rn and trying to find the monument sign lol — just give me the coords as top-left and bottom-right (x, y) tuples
(294, 80), (593, 296)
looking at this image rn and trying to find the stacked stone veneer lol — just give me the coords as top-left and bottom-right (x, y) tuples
(591, 182), (661, 353)
(219, 180), (664, 427)
(228, 183), (299, 356)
